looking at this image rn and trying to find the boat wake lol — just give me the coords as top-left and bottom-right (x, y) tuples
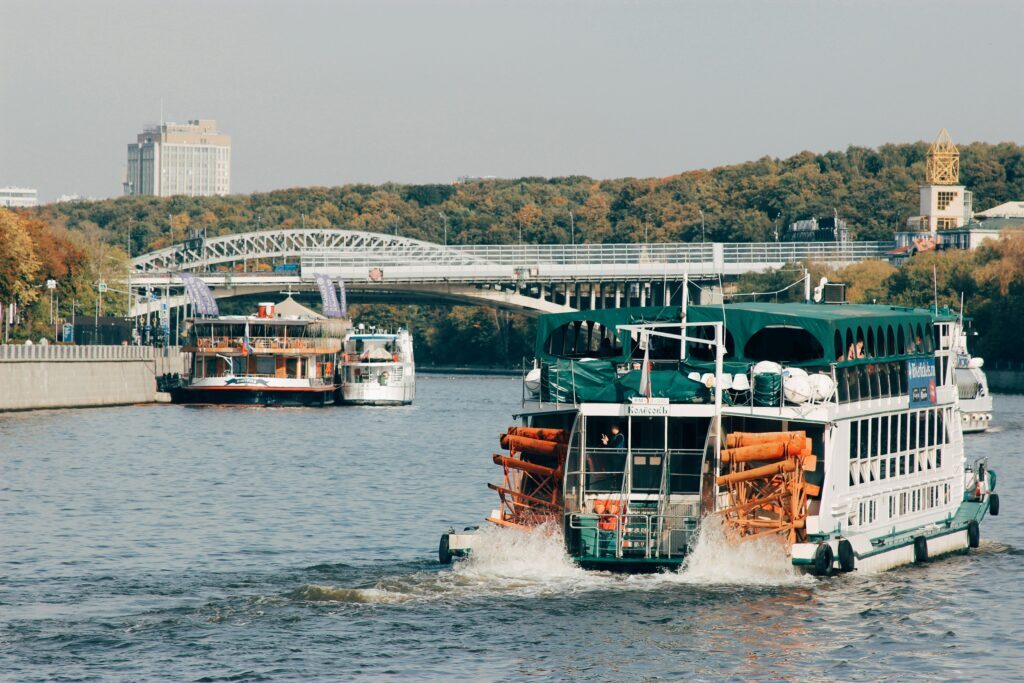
(289, 519), (810, 607)
(668, 516), (813, 587)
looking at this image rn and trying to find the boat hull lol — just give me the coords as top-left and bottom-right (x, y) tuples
(338, 382), (414, 406)
(172, 386), (335, 407)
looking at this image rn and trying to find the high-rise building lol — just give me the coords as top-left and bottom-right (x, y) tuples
(0, 187), (38, 208)
(124, 119), (230, 197)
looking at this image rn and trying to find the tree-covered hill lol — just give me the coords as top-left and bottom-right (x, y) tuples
(34, 141), (1024, 255)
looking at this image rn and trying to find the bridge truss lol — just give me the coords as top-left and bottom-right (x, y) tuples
(129, 228), (895, 317)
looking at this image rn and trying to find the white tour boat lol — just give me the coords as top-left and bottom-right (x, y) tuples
(174, 301), (342, 407)
(338, 327), (415, 405)
(945, 313), (993, 433)
(440, 298), (1000, 575)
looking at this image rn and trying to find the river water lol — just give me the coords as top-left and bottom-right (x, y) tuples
(1, 377), (1022, 681)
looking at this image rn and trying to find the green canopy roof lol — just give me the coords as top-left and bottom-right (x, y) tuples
(536, 301), (935, 368)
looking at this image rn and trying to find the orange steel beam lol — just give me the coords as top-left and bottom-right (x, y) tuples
(716, 458), (797, 486)
(506, 426), (568, 444)
(492, 453), (560, 478)
(725, 431), (806, 448)
(499, 434), (567, 460)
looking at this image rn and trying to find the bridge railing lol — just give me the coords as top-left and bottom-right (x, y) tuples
(445, 243), (715, 265)
(721, 241), (893, 263)
(301, 241), (893, 268)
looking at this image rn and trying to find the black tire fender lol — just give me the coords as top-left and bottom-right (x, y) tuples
(967, 520), (981, 549)
(812, 542), (834, 576)
(913, 535), (929, 563)
(438, 534), (452, 565)
(989, 493), (1000, 517)
(838, 539), (856, 572)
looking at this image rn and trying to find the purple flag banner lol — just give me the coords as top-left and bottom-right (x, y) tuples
(180, 273), (220, 317)
(337, 279), (348, 318)
(314, 273), (343, 318)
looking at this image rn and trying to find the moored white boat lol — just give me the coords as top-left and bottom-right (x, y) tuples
(338, 328), (415, 405)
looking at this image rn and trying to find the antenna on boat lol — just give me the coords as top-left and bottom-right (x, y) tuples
(680, 274), (688, 361)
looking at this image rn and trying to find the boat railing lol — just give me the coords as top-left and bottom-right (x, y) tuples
(341, 352), (403, 363)
(567, 512), (699, 560)
(194, 336), (341, 351)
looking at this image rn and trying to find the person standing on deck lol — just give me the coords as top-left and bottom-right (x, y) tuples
(602, 425), (625, 448)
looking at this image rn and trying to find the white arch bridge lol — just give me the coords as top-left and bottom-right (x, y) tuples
(129, 228), (893, 317)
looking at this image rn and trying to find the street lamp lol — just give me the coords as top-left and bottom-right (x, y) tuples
(438, 212), (448, 246)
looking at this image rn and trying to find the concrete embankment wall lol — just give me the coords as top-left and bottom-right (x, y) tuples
(0, 345), (185, 412)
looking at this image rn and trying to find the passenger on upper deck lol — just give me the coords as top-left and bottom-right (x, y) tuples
(601, 425), (625, 449)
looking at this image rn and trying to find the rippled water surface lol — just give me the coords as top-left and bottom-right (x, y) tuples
(2, 377), (1022, 681)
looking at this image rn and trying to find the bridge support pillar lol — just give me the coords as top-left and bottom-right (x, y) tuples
(589, 284), (596, 310)
(614, 283), (622, 308)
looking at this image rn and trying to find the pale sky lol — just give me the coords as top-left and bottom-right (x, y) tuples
(2, 0), (1021, 202)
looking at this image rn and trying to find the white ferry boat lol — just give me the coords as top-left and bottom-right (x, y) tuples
(338, 328), (415, 405)
(945, 314), (993, 433)
(174, 302), (341, 407)
(440, 300), (1000, 574)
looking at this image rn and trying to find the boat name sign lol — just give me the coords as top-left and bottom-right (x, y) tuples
(629, 396), (669, 415)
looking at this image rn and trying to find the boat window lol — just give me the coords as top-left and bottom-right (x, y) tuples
(667, 418), (708, 450)
(630, 416), (666, 450)
(867, 328), (875, 356)
(876, 326), (885, 356)
(834, 330), (843, 362)
(638, 330), (683, 361)
(879, 416), (890, 455)
(887, 326), (895, 355)
(286, 358), (299, 379)
(685, 326), (735, 361)
(545, 321), (622, 359)
(583, 418), (627, 493)
(204, 357), (217, 378)
(255, 356), (275, 375)
(845, 329), (855, 360)
(231, 357), (246, 375)
(897, 326), (906, 354)
(743, 326), (823, 363)
(630, 417), (665, 492)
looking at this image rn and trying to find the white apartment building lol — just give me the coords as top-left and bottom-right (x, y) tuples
(125, 119), (231, 197)
(0, 187), (39, 208)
